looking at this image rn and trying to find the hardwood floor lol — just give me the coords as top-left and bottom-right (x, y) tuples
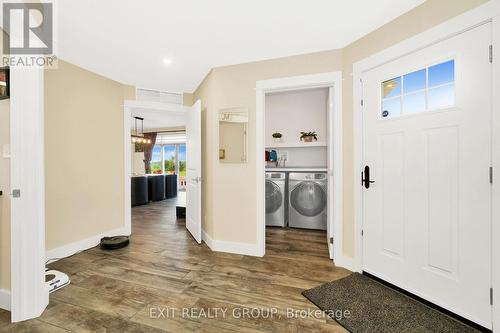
(0, 198), (351, 332)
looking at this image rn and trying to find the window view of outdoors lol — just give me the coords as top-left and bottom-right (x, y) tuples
(179, 144), (186, 189)
(149, 143), (187, 190)
(151, 146), (162, 174)
(164, 145), (176, 174)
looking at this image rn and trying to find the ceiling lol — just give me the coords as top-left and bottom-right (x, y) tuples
(58, 0), (426, 93)
(131, 108), (186, 132)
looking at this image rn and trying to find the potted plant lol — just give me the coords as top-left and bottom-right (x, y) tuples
(300, 131), (318, 143)
(272, 132), (283, 143)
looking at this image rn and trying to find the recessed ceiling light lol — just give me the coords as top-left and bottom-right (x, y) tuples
(163, 58), (172, 65)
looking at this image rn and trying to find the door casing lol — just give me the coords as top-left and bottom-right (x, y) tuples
(255, 71), (343, 260)
(353, 1), (500, 330)
(123, 99), (200, 237)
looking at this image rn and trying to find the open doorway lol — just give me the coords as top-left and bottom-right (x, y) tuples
(264, 87), (330, 261)
(124, 100), (202, 243)
(256, 72), (343, 262)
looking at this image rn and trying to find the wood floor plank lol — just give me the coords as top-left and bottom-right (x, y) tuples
(38, 302), (165, 333)
(50, 284), (146, 318)
(0, 197), (349, 332)
(76, 274), (187, 304)
(76, 259), (192, 292)
(0, 305), (70, 333)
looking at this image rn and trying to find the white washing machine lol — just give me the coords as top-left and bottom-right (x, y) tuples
(265, 172), (286, 227)
(288, 172), (327, 230)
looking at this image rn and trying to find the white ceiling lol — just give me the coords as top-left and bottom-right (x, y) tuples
(58, 0), (426, 93)
(131, 108), (186, 132)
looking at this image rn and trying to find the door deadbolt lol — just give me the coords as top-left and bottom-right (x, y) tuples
(362, 166), (375, 189)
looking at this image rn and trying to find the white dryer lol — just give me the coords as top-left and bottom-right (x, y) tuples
(288, 172), (327, 230)
(265, 172), (286, 227)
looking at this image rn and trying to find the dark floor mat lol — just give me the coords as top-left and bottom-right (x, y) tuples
(302, 273), (482, 333)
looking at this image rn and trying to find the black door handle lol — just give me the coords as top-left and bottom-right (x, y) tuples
(362, 165), (375, 189)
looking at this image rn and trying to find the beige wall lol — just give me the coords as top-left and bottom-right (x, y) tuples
(193, 0), (489, 252)
(0, 100), (10, 290)
(183, 93), (194, 106)
(123, 85), (136, 101)
(194, 50), (343, 242)
(45, 60), (134, 250)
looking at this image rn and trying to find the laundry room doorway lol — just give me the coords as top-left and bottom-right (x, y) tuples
(255, 72), (343, 262)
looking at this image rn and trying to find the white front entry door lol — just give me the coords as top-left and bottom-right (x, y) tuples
(185, 100), (202, 243)
(362, 24), (492, 328)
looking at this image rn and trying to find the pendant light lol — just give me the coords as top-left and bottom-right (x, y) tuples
(131, 117), (151, 144)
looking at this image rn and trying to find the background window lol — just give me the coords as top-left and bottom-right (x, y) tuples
(163, 145), (176, 175)
(151, 146), (162, 174)
(179, 144), (186, 177)
(179, 144), (186, 190)
(148, 142), (187, 191)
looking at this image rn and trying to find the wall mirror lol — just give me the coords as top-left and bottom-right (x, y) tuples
(219, 107), (248, 164)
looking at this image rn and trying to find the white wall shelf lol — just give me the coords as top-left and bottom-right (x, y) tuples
(265, 141), (327, 149)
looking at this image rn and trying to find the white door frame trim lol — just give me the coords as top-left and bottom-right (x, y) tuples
(492, 12), (500, 333)
(10, 67), (48, 321)
(123, 99), (189, 235)
(255, 71), (343, 261)
(352, 0), (500, 329)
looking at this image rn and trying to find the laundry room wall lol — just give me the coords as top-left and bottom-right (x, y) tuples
(265, 88), (328, 146)
(270, 147), (327, 168)
(193, 0), (489, 256)
(265, 88), (329, 168)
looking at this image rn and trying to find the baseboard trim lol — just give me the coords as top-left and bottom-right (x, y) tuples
(0, 289), (11, 311)
(334, 254), (361, 273)
(45, 226), (129, 263)
(202, 230), (260, 257)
